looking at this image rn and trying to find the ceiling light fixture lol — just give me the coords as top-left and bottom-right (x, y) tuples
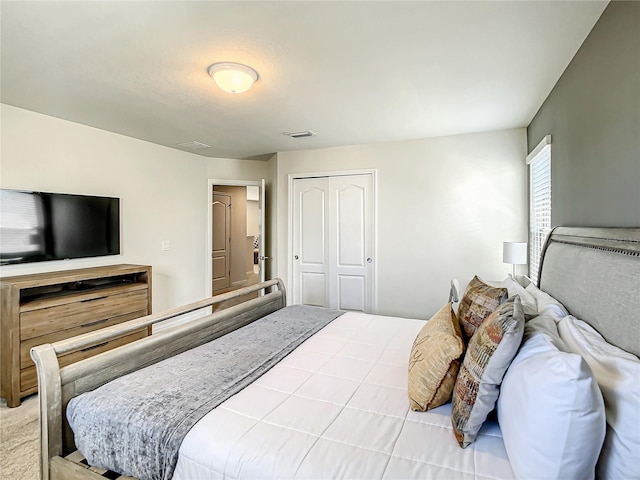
(207, 62), (259, 94)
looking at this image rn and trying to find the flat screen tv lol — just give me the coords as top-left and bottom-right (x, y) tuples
(0, 189), (120, 265)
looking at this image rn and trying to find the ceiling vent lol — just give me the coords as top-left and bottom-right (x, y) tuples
(283, 130), (316, 138)
(177, 141), (212, 149)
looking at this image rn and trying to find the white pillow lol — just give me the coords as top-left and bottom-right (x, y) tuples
(558, 315), (640, 480)
(525, 282), (568, 319)
(502, 274), (537, 317)
(485, 275), (537, 317)
(498, 313), (606, 480)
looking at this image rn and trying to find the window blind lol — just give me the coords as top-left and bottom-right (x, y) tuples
(527, 136), (551, 285)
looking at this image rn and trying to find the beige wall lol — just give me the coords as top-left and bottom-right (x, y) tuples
(0, 104), (267, 315)
(1, 104), (528, 321)
(272, 129), (528, 319)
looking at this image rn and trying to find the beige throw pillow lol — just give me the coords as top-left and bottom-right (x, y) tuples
(457, 276), (508, 340)
(451, 296), (525, 448)
(408, 303), (465, 411)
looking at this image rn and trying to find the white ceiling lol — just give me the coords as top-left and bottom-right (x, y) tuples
(1, 1), (607, 160)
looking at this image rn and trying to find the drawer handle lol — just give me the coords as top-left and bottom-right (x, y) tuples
(81, 342), (108, 352)
(81, 296), (107, 303)
(81, 318), (109, 328)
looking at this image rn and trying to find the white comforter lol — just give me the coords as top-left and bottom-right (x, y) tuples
(173, 312), (515, 479)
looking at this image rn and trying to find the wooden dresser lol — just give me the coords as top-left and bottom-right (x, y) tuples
(1, 264), (152, 407)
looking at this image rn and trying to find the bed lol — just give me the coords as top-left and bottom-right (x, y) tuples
(31, 226), (640, 480)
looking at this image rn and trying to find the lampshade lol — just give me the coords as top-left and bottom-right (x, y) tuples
(208, 62), (258, 94)
(503, 242), (527, 265)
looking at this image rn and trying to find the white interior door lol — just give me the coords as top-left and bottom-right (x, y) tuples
(329, 174), (374, 312)
(292, 177), (329, 307)
(292, 173), (374, 312)
(258, 178), (266, 283)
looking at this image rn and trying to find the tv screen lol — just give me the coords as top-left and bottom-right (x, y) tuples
(0, 189), (120, 265)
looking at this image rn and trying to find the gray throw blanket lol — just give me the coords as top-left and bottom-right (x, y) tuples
(67, 304), (343, 480)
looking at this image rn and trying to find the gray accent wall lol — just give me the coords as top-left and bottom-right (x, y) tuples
(527, 1), (640, 227)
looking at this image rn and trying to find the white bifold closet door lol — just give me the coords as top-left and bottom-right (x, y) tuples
(292, 173), (374, 312)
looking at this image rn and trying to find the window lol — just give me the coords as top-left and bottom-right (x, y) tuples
(527, 135), (552, 285)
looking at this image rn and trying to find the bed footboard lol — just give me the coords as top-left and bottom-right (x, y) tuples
(31, 278), (286, 480)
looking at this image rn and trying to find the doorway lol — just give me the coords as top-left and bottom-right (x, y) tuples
(289, 171), (376, 313)
(207, 179), (266, 301)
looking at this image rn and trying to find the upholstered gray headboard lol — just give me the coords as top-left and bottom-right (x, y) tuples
(538, 227), (640, 357)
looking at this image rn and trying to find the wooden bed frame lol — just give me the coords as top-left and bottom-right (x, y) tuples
(31, 278), (286, 480)
(31, 227), (640, 480)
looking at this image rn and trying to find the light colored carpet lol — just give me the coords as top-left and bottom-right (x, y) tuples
(0, 394), (40, 480)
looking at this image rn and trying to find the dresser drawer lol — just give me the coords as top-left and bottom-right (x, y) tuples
(20, 289), (149, 340)
(20, 309), (148, 369)
(20, 328), (148, 392)
(19, 368), (38, 396)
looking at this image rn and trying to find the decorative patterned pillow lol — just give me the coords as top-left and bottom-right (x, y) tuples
(457, 276), (508, 340)
(451, 296), (525, 448)
(408, 303), (465, 411)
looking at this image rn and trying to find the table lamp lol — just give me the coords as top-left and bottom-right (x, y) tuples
(503, 241), (527, 277)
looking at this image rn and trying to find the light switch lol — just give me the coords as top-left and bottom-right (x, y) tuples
(161, 240), (171, 251)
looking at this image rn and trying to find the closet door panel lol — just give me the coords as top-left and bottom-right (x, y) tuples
(300, 187), (326, 265)
(337, 275), (365, 312)
(336, 184), (365, 267)
(292, 174), (374, 312)
(301, 272), (326, 307)
(329, 174), (373, 312)
(292, 178), (329, 307)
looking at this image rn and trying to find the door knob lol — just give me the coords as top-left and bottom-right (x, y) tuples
(367, 258), (373, 263)
(294, 255), (299, 260)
